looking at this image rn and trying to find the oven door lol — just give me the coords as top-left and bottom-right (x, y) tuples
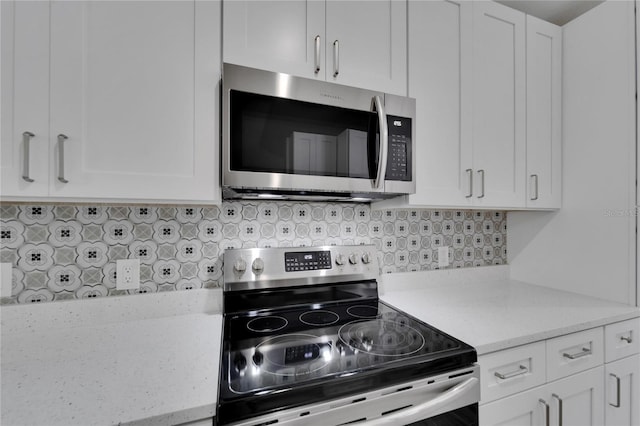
(223, 365), (480, 426)
(221, 63), (415, 199)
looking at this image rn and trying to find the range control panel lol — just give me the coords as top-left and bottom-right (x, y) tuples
(223, 245), (379, 291)
(285, 251), (332, 272)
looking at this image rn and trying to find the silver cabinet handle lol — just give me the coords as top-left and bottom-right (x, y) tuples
(530, 174), (539, 201)
(57, 134), (69, 183)
(620, 335), (632, 343)
(609, 373), (621, 407)
(477, 169), (485, 198)
(539, 399), (550, 426)
(22, 131), (35, 182)
(314, 35), (321, 74)
(552, 393), (563, 426)
(563, 347), (591, 359)
(494, 364), (528, 379)
(333, 40), (339, 77)
(372, 95), (388, 190)
(465, 169), (473, 198)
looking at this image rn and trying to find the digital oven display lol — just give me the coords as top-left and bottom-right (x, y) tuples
(284, 251), (332, 272)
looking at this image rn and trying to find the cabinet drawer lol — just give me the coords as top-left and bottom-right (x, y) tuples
(479, 341), (546, 404)
(605, 317), (640, 362)
(546, 327), (603, 381)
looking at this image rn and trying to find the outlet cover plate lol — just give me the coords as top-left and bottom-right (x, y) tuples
(437, 247), (450, 268)
(1, 263), (13, 297)
(116, 259), (140, 290)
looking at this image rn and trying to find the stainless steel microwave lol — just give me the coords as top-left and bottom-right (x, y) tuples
(221, 63), (416, 202)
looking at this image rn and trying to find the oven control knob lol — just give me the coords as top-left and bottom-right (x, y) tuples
(252, 351), (264, 366)
(233, 258), (247, 274)
(233, 354), (247, 372)
(348, 253), (359, 265)
(335, 254), (346, 266)
(361, 252), (371, 264)
(252, 258), (265, 273)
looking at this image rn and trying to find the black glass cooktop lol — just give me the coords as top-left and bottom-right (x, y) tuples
(218, 296), (476, 424)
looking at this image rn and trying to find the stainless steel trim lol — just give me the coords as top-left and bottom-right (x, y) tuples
(552, 393), (563, 426)
(333, 40), (339, 77)
(562, 347), (591, 359)
(226, 365), (480, 426)
(465, 169), (473, 198)
(494, 365), (528, 380)
(221, 63), (416, 198)
(530, 174), (539, 201)
(477, 169), (485, 198)
(539, 399), (550, 426)
(22, 131), (35, 183)
(314, 35), (321, 74)
(609, 373), (621, 408)
(57, 134), (69, 184)
(372, 95), (388, 189)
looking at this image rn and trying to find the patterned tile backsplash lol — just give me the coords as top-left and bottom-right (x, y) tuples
(0, 202), (507, 304)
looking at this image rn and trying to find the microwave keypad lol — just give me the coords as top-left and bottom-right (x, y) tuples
(387, 136), (409, 180)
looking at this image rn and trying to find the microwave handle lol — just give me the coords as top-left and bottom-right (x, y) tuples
(372, 96), (388, 189)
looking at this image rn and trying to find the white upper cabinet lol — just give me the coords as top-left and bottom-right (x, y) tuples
(1, 1), (221, 203)
(1, 1), (50, 197)
(402, 0), (473, 207)
(526, 15), (562, 209)
(471, 1), (526, 208)
(223, 0), (407, 95)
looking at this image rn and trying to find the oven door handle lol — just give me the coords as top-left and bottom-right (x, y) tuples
(360, 377), (479, 426)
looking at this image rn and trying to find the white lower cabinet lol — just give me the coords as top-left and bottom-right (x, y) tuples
(480, 320), (640, 426)
(480, 366), (604, 426)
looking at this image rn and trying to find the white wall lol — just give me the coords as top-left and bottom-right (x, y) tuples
(508, 0), (636, 305)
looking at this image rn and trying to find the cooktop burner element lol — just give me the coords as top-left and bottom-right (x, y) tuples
(346, 304), (380, 319)
(218, 245), (478, 426)
(299, 310), (340, 326)
(246, 316), (288, 333)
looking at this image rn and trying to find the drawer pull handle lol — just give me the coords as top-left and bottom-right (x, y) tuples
(609, 373), (621, 408)
(620, 335), (632, 343)
(562, 347), (591, 359)
(539, 399), (550, 426)
(552, 393), (563, 426)
(494, 365), (528, 379)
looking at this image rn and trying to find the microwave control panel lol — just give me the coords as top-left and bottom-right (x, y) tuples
(386, 115), (412, 181)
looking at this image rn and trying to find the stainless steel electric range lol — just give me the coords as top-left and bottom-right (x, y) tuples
(216, 245), (479, 426)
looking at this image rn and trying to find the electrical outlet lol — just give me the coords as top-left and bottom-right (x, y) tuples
(1, 263), (13, 297)
(116, 259), (140, 290)
(437, 247), (450, 268)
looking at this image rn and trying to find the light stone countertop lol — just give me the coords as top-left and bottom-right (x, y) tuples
(380, 266), (640, 355)
(1, 289), (223, 426)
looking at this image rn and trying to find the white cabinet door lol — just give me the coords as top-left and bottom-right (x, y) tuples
(480, 385), (548, 426)
(472, 1), (526, 208)
(223, 0), (325, 80)
(525, 15), (561, 209)
(1, 1), (50, 197)
(549, 366), (605, 426)
(49, 1), (220, 202)
(404, 0), (473, 207)
(325, 0), (407, 95)
(606, 355), (640, 426)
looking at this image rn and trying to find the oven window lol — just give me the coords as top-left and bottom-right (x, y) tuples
(407, 403), (478, 426)
(229, 90), (379, 179)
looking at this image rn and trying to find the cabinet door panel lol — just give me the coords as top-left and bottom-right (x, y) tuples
(49, 0), (219, 202)
(526, 15), (561, 208)
(479, 385), (547, 426)
(1, 1), (50, 197)
(549, 366), (604, 426)
(606, 355), (640, 426)
(405, 0), (472, 207)
(326, 0), (406, 95)
(223, 0), (325, 79)
(472, 1), (525, 208)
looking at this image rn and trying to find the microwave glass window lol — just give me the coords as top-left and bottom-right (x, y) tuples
(230, 90), (380, 179)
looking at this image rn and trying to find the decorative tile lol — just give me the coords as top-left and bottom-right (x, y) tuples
(129, 207), (158, 224)
(76, 284), (109, 299)
(103, 220), (135, 246)
(48, 221), (82, 247)
(77, 206), (108, 224)
(18, 244), (55, 271)
(0, 205), (19, 220)
(18, 205), (54, 225)
(108, 207), (129, 220)
(76, 242), (109, 268)
(24, 225), (49, 244)
(181, 223), (198, 240)
(1, 221), (25, 249)
(54, 248), (77, 265)
(48, 265), (83, 292)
